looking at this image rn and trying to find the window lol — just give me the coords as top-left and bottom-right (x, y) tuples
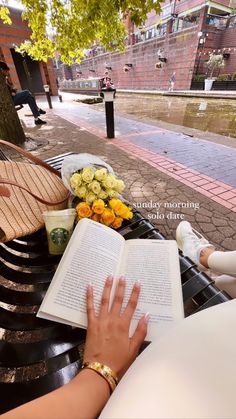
(229, 15), (236, 28)
(206, 14), (228, 29)
(156, 23), (167, 37)
(172, 12), (200, 33)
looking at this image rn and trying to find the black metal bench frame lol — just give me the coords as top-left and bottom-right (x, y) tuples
(0, 151), (231, 414)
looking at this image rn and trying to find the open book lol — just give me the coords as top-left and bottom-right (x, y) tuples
(37, 218), (184, 341)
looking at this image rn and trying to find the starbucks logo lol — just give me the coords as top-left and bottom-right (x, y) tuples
(50, 228), (69, 246)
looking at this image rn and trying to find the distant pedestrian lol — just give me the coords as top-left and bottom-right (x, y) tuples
(99, 70), (115, 98)
(99, 70), (113, 89)
(168, 71), (176, 91)
(0, 61), (47, 125)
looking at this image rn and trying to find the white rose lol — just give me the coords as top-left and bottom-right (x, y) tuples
(95, 168), (108, 182)
(106, 188), (118, 198)
(70, 173), (82, 190)
(102, 174), (117, 189)
(76, 185), (87, 198)
(98, 189), (108, 200)
(81, 167), (94, 183)
(114, 179), (125, 193)
(89, 180), (101, 195)
(85, 192), (96, 204)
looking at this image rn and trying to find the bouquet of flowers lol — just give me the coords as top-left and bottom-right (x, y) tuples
(61, 154), (133, 229)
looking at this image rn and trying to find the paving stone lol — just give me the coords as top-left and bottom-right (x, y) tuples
(195, 215), (211, 223)
(221, 238), (236, 250)
(198, 223), (217, 233)
(218, 226), (235, 237)
(212, 218), (229, 227)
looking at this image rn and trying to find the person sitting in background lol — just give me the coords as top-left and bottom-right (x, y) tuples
(0, 61), (47, 125)
(2, 276), (148, 419)
(176, 221), (236, 298)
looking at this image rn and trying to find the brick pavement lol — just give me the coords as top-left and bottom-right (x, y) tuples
(14, 107), (236, 253)
(49, 98), (236, 212)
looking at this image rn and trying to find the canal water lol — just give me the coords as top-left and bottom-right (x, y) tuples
(99, 94), (236, 139)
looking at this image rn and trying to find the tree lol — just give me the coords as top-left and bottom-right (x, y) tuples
(0, 0), (162, 144)
(206, 53), (225, 79)
(0, 70), (26, 144)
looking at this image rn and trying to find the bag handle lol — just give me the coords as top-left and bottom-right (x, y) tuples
(0, 185), (11, 197)
(0, 140), (60, 177)
(0, 178), (68, 205)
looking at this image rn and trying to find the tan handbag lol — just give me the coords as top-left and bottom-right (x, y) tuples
(0, 140), (70, 242)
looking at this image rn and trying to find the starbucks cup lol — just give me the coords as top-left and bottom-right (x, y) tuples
(43, 209), (76, 255)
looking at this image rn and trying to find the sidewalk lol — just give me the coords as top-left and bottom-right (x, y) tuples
(15, 96), (236, 252)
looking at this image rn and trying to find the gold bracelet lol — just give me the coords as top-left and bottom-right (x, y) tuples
(81, 361), (118, 393)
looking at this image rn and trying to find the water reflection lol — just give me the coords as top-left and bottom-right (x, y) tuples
(112, 95), (236, 138)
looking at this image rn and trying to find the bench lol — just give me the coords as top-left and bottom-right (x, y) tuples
(0, 152), (231, 414)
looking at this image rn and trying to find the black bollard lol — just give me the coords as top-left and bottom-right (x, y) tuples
(102, 87), (116, 139)
(44, 85), (53, 109)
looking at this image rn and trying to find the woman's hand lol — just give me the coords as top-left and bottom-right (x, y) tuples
(83, 275), (149, 380)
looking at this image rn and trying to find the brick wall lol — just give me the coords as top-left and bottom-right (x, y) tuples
(69, 25), (200, 91)
(0, 7), (58, 94)
(59, 1), (236, 90)
(219, 27), (236, 74)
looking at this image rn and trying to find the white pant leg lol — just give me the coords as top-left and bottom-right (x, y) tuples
(208, 250), (236, 277)
(214, 275), (236, 298)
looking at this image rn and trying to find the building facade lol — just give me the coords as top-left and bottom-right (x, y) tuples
(58, 0), (236, 91)
(0, 7), (58, 95)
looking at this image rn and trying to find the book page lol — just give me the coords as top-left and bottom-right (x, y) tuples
(117, 239), (184, 341)
(37, 218), (124, 327)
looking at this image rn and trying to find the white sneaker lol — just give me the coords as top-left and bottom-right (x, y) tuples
(176, 221), (214, 271)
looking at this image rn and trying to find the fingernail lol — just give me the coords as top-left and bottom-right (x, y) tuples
(88, 281), (93, 289)
(134, 281), (141, 288)
(107, 274), (114, 283)
(119, 275), (126, 283)
(144, 312), (150, 324)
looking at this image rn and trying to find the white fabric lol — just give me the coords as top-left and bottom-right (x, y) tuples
(214, 275), (236, 298)
(208, 250), (236, 277)
(61, 153), (114, 193)
(100, 300), (236, 419)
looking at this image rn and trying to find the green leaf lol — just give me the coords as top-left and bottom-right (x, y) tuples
(0, 6), (12, 24)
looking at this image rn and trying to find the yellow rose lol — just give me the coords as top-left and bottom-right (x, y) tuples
(70, 173), (82, 190)
(102, 173), (117, 189)
(76, 202), (93, 218)
(122, 209), (133, 220)
(114, 203), (133, 219)
(111, 217), (123, 229)
(94, 168), (108, 182)
(98, 189), (108, 200)
(100, 208), (115, 226)
(109, 198), (123, 213)
(115, 203), (127, 218)
(75, 185), (87, 198)
(85, 191), (96, 204)
(81, 167), (94, 183)
(91, 213), (100, 222)
(92, 199), (105, 214)
(89, 180), (101, 195)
